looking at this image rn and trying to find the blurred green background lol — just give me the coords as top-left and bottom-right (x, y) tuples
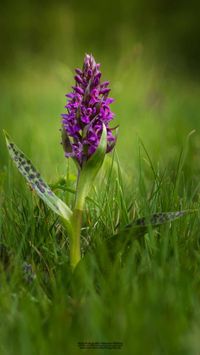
(1, 2), (200, 354)
(1, 0), (200, 181)
(1, 0), (200, 71)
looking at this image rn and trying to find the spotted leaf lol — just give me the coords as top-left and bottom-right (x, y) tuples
(125, 210), (189, 230)
(106, 210), (195, 257)
(4, 131), (72, 221)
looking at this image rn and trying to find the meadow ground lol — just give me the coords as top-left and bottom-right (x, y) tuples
(1, 53), (200, 354)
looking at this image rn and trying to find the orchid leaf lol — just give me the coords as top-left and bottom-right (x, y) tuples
(107, 210), (195, 255)
(124, 210), (190, 231)
(4, 131), (72, 221)
(75, 124), (107, 210)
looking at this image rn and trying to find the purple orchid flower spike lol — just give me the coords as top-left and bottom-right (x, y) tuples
(61, 54), (116, 168)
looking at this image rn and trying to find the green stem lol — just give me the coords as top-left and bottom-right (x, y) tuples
(68, 126), (106, 269)
(70, 208), (82, 270)
(69, 170), (85, 271)
(66, 124), (107, 270)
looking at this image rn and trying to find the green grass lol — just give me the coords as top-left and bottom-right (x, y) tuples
(1, 54), (200, 354)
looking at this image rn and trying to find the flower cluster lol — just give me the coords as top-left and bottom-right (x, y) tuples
(61, 54), (116, 167)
